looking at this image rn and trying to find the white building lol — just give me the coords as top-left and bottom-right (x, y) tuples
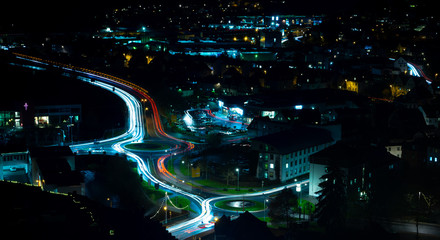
(385, 145), (402, 158)
(394, 57), (408, 74)
(251, 126), (334, 182)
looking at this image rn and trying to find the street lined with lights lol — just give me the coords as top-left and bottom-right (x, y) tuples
(13, 53), (310, 239)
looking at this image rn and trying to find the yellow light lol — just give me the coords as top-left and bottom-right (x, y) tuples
(164, 206), (167, 210)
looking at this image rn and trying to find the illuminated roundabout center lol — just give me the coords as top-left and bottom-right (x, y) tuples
(226, 200), (255, 208)
(214, 199), (265, 212)
(123, 142), (172, 151)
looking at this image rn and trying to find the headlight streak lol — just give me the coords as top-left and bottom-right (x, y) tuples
(13, 53), (312, 238)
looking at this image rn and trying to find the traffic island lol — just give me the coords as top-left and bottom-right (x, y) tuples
(124, 142), (171, 151)
(214, 199), (265, 212)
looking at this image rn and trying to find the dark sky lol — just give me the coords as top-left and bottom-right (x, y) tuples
(1, 0), (355, 29)
(1, 0), (432, 32)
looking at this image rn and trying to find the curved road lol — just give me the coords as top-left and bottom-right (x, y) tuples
(13, 53), (309, 239)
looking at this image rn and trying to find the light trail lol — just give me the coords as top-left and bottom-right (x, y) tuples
(407, 61), (432, 84)
(390, 57), (432, 84)
(205, 109), (249, 126)
(12, 53), (312, 239)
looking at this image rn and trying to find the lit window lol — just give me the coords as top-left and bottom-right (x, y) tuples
(270, 163), (274, 169)
(286, 163), (289, 168)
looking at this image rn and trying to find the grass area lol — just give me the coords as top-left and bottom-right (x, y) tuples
(167, 159), (176, 175)
(257, 216), (272, 223)
(141, 181), (165, 202)
(193, 179), (259, 194)
(298, 199), (316, 215)
(196, 179), (230, 189)
(167, 196), (196, 213)
(214, 199), (265, 212)
(125, 143), (170, 151)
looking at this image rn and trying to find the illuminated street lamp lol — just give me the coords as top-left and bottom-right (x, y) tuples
(182, 160), (192, 178)
(236, 168), (240, 191)
(264, 197), (269, 221)
(296, 184), (302, 220)
(164, 192), (168, 224)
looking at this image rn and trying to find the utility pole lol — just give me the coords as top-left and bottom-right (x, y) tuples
(417, 191), (420, 240)
(164, 192), (168, 225)
(236, 168), (240, 191)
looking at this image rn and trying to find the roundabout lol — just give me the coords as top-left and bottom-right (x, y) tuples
(124, 142), (172, 151)
(214, 199), (265, 212)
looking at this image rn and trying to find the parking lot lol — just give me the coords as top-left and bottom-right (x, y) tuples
(180, 109), (247, 137)
(2, 167), (30, 183)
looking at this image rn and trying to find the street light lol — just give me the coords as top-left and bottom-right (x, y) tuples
(164, 192), (168, 224)
(236, 168), (240, 191)
(182, 160), (191, 178)
(296, 184), (301, 220)
(417, 191), (421, 240)
(264, 197), (269, 221)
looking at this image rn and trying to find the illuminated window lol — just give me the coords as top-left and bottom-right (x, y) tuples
(270, 163), (274, 169)
(35, 116), (49, 125)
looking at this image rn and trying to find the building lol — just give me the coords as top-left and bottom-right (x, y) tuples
(30, 146), (83, 195)
(34, 104), (81, 127)
(394, 57), (409, 74)
(385, 145), (403, 158)
(418, 105), (440, 128)
(0, 150), (30, 181)
(33, 104), (81, 144)
(427, 141), (440, 165)
(247, 116), (291, 138)
(215, 211), (276, 240)
(309, 142), (401, 198)
(259, 30), (282, 48)
(0, 110), (21, 128)
(251, 126), (334, 182)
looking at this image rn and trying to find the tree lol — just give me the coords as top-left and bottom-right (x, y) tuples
(268, 188), (298, 226)
(206, 133), (223, 148)
(315, 164), (347, 232)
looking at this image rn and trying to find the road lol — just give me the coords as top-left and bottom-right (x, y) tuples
(13, 53), (313, 239)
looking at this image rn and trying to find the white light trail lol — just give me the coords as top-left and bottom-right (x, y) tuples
(14, 54), (314, 239)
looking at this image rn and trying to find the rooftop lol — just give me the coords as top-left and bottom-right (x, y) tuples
(252, 126), (334, 154)
(309, 142), (399, 168)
